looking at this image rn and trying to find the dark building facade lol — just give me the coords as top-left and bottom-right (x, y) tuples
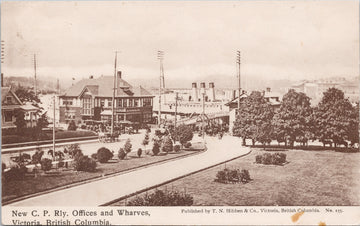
(59, 72), (154, 125)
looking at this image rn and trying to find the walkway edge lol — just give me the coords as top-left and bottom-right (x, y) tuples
(101, 148), (252, 206)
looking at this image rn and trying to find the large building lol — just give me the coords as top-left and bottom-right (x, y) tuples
(59, 72), (154, 125)
(291, 77), (359, 105)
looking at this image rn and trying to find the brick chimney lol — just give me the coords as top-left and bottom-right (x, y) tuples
(191, 82), (198, 102)
(208, 82), (215, 101)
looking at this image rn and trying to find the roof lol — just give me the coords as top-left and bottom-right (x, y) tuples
(61, 76), (153, 98)
(1, 87), (23, 105)
(20, 103), (39, 111)
(225, 93), (249, 106)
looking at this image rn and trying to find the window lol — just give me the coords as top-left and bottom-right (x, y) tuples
(108, 100), (112, 107)
(6, 96), (12, 104)
(100, 99), (105, 107)
(83, 98), (92, 115)
(4, 111), (13, 122)
(143, 98), (152, 106)
(134, 98), (139, 107)
(123, 99), (127, 107)
(129, 99), (133, 107)
(118, 99), (123, 107)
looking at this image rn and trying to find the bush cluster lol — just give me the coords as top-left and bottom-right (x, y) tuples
(40, 158), (53, 171)
(152, 142), (160, 156)
(74, 154), (96, 172)
(215, 168), (251, 184)
(127, 189), (193, 206)
(255, 152), (287, 165)
(173, 145), (181, 153)
(118, 148), (126, 160)
(97, 147), (113, 163)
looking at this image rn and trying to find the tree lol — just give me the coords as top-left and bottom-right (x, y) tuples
(232, 91), (274, 146)
(124, 138), (132, 154)
(161, 135), (173, 153)
(14, 109), (26, 135)
(348, 103), (359, 147)
(272, 89), (313, 147)
(142, 131), (150, 150)
(68, 120), (77, 131)
(314, 88), (355, 147)
(173, 124), (193, 146)
(14, 86), (40, 105)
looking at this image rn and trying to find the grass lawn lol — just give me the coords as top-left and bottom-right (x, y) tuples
(2, 149), (201, 203)
(114, 148), (360, 206)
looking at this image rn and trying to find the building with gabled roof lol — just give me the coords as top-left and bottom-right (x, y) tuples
(58, 71), (154, 125)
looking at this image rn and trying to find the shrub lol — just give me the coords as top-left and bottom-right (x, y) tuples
(118, 148), (126, 160)
(4, 165), (27, 181)
(161, 136), (173, 153)
(97, 147), (114, 163)
(2, 162), (6, 174)
(74, 155), (96, 172)
(255, 155), (262, 164)
(173, 145), (181, 153)
(124, 139), (132, 154)
(31, 150), (44, 164)
(68, 144), (82, 158)
(184, 142), (192, 148)
(142, 132), (150, 147)
(68, 120), (77, 131)
(127, 189), (193, 206)
(40, 158), (53, 171)
(152, 142), (160, 156)
(215, 168), (251, 184)
(255, 152), (287, 165)
(137, 148), (142, 158)
(91, 153), (98, 160)
(173, 125), (194, 145)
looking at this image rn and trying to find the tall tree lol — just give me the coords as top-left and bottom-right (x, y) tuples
(272, 89), (313, 147)
(348, 102), (359, 147)
(14, 86), (41, 106)
(232, 91), (274, 145)
(314, 88), (354, 147)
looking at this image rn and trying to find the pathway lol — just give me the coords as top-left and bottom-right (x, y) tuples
(6, 135), (250, 206)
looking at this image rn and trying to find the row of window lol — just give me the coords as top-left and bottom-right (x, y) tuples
(94, 98), (153, 108)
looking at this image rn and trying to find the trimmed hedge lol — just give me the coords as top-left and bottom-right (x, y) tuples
(74, 155), (97, 172)
(215, 168), (251, 184)
(40, 158), (53, 171)
(127, 189), (193, 206)
(255, 152), (287, 165)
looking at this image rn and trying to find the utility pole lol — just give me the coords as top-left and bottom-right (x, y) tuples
(174, 92), (178, 129)
(34, 54), (37, 97)
(236, 50), (241, 113)
(52, 95), (56, 160)
(157, 51), (164, 127)
(111, 51), (118, 136)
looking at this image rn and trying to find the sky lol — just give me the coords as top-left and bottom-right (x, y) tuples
(1, 1), (359, 86)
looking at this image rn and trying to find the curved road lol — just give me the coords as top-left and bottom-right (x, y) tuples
(7, 135), (250, 206)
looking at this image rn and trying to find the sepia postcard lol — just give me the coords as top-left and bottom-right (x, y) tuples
(1, 1), (359, 225)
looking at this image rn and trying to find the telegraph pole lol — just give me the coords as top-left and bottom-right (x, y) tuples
(111, 51), (118, 136)
(157, 51), (164, 127)
(236, 50), (241, 112)
(34, 54), (37, 97)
